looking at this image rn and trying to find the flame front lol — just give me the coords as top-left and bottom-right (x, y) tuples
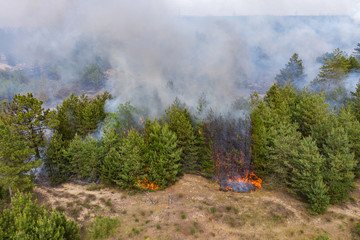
(138, 177), (160, 190)
(224, 171), (262, 192)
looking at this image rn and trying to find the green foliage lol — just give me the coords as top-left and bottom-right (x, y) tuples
(0, 121), (40, 197)
(1, 93), (49, 159)
(354, 221), (360, 236)
(286, 137), (329, 214)
(349, 80), (360, 122)
(0, 70), (29, 101)
(322, 127), (356, 203)
(313, 233), (330, 240)
(100, 128), (145, 190)
(293, 88), (329, 137)
(44, 132), (70, 185)
(144, 120), (182, 188)
(80, 63), (105, 89)
(105, 101), (142, 133)
(0, 193), (80, 239)
(316, 48), (350, 85)
(87, 215), (119, 239)
(164, 100), (198, 173)
(250, 82), (359, 214)
(275, 53), (306, 87)
(53, 92), (111, 141)
(307, 179), (330, 214)
(266, 121), (301, 181)
(250, 91), (267, 177)
(336, 107), (360, 177)
(63, 135), (101, 181)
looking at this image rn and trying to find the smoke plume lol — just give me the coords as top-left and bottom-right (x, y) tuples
(0, 0), (360, 114)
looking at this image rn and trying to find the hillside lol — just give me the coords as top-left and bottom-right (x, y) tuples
(34, 175), (360, 240)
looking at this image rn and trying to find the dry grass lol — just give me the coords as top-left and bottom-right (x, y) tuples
(34, 175), (360, 240)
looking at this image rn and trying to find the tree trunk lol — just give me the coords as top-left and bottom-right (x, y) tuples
(8, 186), (13, 202)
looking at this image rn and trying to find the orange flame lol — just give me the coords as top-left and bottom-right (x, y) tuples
(198, 130), (202, 135)
(139, 116), (143, 124)
(223, 171), (262, 192)
(137, 177), (160, 190)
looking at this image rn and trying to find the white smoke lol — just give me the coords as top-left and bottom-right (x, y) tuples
(0, 0), (360, 115)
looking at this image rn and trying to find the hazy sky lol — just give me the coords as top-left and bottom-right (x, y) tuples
(169, 0), (360, 16)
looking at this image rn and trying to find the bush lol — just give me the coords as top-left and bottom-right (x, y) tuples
(87, 215), (119, 239)
(354, 221), (360, 236)
(0, 193), (80, 240)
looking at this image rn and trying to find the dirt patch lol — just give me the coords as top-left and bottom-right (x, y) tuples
(34, 175), (360, 240)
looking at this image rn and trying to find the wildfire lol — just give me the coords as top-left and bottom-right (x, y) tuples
(220, 171), (262, 193)
(139, 116), (143, 124)
(137, 177), (160, 190)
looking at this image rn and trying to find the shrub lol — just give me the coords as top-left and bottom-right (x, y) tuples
(87, 215), (119, 239)
(0, 193), (80, 240)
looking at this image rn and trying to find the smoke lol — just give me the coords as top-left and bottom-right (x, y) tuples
(0, 1), (360, 115)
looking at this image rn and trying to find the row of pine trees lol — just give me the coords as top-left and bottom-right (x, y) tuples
(251, 45), (360, 214)
(1, 45), (360, 238)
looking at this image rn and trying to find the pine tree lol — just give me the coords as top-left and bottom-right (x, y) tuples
(316, 48), (350, 84)
(0, 193), (80, 239)
(322, 127), (356, 203)
(0, 121), (40, 199)
(337, 107), (360, 177)
(100, 128), (145, 190)
(266, 121), (301, 181)
(250, 91), (267, 177)
(307, 179), (330, 214)
(53, 92), (111, 141)
(1, 93), (49, 159)
(44, 132), (70, 185)
(275, 53), (306, 87)
(349, 80), (360, 122)
(63, 135), (100, 181)
(144, 120), (182, 188)
(293, 88), (329, 137)
(353, 42), (360, 61)
(164, 101), (198, 173)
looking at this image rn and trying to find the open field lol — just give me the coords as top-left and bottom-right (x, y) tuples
(34, 175), (360, 240)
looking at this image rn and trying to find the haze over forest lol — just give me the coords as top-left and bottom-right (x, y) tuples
(1, 1), (360, 239)
(1, 1), (360, 115)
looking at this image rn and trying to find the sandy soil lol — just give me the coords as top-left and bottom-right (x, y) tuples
(34, 175), (360, 240)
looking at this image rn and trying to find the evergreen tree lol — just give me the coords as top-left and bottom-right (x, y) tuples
(43, 132), (70, 185)
(63, 135), (100, 181)
(100, 128), (145, 190)
(307, 179), (330, 214)
(0, 193), (80, 239)
(293, 88), (329, 137)
(164, 101), (198, 173)
(337, 107), (360, 177)
(0, 121), (40, 199)
(250, 91), (267, 177)
(349, 80), (360, 122)
(286, 137), (324, 196)
(322, 127), (356, 203)
(316, 48), (350, 84)
(275, 53), (306, 87)
(266, 121), (301, 181)
(1, 93), (49, 159)
(53, 92), (111, 141)
(347, 56), (360, 72)
(353, 42), (360, 61)
(144, 120), (182, 188)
